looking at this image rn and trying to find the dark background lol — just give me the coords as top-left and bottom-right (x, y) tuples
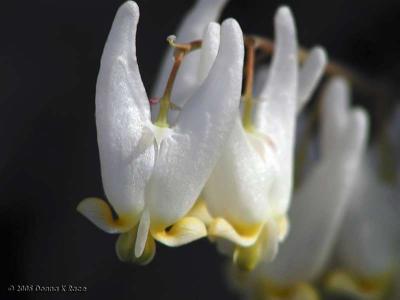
(1, 0), (399, 299)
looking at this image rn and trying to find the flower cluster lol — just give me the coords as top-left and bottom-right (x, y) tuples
(77, 1), (399, 299)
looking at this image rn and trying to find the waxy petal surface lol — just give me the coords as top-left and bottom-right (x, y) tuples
(95, 1), (154, 218)
(147, 19), (244, 229)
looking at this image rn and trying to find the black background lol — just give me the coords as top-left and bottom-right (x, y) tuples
(1, 0), (399, 299)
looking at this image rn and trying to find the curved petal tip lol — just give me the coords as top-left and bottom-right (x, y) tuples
(118, 1), (139, 19)
(208, 218), (263, 247)
(275, 6), (294, 28)
(151, 217), (207, 247)
(77, 198), (134, 233)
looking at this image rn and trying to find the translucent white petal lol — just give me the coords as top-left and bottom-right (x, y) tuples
(297, 47), (327, 112)
(152, 0), (228, 105)
(336, 160), (400, 275)
(254, 6), (298, 214)
(262, 83), (369, 284)
(255, 6), (298, 133)
(253, 65), (269, 98)
(147, 19), (244, 228)
(96, 1), (154, 217)
(197, 22), (220, 83)
(77, 198), (133, 233)
(321, 77), (350, 160)
(204, 118), (276, 226)
(135, 209), (150, 257)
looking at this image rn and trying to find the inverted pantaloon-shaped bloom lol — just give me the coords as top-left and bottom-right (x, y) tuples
(227, 78), (370, 300)
(326, 153), (400, 299)
(202, 6), (327, 270)
(77, 1), (244, 263)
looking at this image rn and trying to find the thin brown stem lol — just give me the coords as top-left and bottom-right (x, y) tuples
(155, 38), (202, 127)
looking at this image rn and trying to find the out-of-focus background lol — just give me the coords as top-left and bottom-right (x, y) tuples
(1, 0), (399, 299)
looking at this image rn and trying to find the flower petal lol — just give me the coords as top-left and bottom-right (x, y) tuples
(152, 0), (228, 105)
(254, 6), (298, 144)
(203, 118), (277, 226)
(115, 225), (156, 265)
(320, 77), (350, 159)
(95, 1), (154, 218)
(77, 198), (134, 233)
(336, 160), (400, 276)
(253, 65), (269, 98)
(147, 18), (244, 230)
(135, 209), (151, 257)
(208, 217), (264, 247)
(151, 216), (207, 247)
(197, 22), (220, 84)
(253, 6), (298, 215)
(297, 47), (327, 112)
(262, 81), (369, 284)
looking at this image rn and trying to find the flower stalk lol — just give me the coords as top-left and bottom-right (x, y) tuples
(155, 37), (202, 127)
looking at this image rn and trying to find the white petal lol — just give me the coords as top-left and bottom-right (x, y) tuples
(334, 107), (369, 163)
(77, 198), (133, 233)
(297, 47), (327, 112)
(147, 19), (244, 228)
(197, 22), (220, 83)
(253, 6), (298, 214)
(263, 83), (369, 284)
(96, 1), (154, 217)
(321, 77), (350, 160)
(336, 160), (400, 275)
(204, 118), (276, 226)
(255, 6), (298, 133)
(253, 65), (269, 98)
(135, 209), (150, 257)
(152, 0), (228, 107)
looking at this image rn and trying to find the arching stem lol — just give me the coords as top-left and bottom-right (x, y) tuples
(155, 37), (202, 127)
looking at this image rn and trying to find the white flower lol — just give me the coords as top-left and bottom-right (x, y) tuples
(326, 151), (400, 299)
(77, 1), (244, 264)
(226, 78), (370, 299)
(201, 6), (327, 270)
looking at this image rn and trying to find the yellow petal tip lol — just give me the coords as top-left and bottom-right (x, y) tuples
(325, 270), (392, 299)
(233, 243), (262, 271)
(77, 197), (133, 233)
(151, 216), (207, 247)
(208, 218), (262, 247)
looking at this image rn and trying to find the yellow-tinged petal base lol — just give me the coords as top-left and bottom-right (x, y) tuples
(208, 218), (263, 247)
(115, 225), (156, 265)
(186, 198), (213, 225)
(254, 279), (319, 300)
(234, 241), (263, 271)
(207, 214), (289, 271)
(151, 216), (207, 247)
(325, 269), (394, 300)
(77, 197), (136, 233)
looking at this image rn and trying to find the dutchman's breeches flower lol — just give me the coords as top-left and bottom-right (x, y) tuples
(77, 1), (244, 264)
(227, 78), (370, 300)
(326, 155), (400, 299)
(202, 6), (327, 270)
